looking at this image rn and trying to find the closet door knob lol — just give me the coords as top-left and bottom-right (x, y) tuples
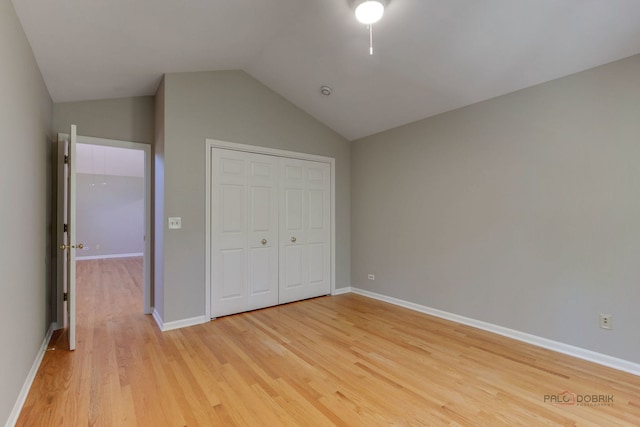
(291, 236), (297, 243)
(261, 239), (267, 245)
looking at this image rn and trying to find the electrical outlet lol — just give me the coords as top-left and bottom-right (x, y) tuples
(599, 314), (612, 330)
(368, 274), (375, 280)
(168, 217), (182, 229)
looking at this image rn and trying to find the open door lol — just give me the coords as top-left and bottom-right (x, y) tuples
(57, 125), (81, 350)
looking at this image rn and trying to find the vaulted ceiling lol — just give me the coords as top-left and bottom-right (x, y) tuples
(12, 0), (640, 140)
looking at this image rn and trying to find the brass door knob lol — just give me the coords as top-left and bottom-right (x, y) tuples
(291, 236), (297, 243)
(75, 243), (84, 249)
(60, 244), (70, 250)
(261, 239), (267, 245)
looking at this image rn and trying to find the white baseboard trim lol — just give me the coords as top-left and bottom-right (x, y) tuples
(350, 287), (640, 377)
(332, 286), (352, 296)
(152, 308), (164, 330)
(76, 252), (143, 261)
(152, 308), (208, 332)
(5, 323), (56, 427)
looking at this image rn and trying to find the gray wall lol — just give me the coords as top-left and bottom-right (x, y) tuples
(53, 96), (155, 144)
(158, 70), (350, 322)
(76, 174), (144, 258)
(0, 0), (53, 423)
(352, 54), (640, 363)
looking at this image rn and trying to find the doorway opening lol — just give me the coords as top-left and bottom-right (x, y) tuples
(56, 134), (152, 350)
(75, 136), (152, 315)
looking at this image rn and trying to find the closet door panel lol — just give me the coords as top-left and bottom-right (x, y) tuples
(212, 151), (248, 317)
(247, 156), (279, 310)
(211, 149), (279, 317)
(220, 249), (245, 298)
(308, 243), (325, 284)
(280, 159), (307, 303)
(248, 247), (270, 293)
(305, 162), (331, 297)
(283, 245), (303, 288)
(279, 158), (330, 303)
(285, 189), (304, 232)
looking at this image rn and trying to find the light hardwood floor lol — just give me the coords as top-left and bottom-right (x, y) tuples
(17, 258), (640, 426)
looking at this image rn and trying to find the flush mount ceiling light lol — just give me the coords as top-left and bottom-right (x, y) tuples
(355, 0), (385, 25)
(354, 0), (387, 55)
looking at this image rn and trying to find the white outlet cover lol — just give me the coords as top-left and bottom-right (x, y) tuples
(599, 314), (612, 330)
(168, 217), (182, 229)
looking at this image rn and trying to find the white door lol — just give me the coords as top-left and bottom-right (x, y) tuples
(57, 125), (80, 350)
(279, 158), (331, 304)
(211, 149), (279, 317)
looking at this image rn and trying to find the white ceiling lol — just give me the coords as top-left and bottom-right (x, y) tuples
(12, 0), (640, 140)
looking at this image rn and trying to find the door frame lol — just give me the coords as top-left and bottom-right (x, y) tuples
(205, 139), (336, 320)
(57, 135), (152, 315)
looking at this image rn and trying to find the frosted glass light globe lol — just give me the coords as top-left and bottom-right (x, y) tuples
(355, 1), (385, 25)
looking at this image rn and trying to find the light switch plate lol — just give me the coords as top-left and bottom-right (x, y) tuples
(168, 217), (182, 229)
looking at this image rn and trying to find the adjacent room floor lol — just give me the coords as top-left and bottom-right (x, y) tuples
(17, 258), (640, 426)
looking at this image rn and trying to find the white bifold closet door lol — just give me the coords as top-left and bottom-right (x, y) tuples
(211, 148), (331, 318)
(279, 158), (331, 304)
(211, 149), (280, 317)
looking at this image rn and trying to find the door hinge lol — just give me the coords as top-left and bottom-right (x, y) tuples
(63, 292), (68, 302)
(64, 223), (68, 233)
(64, 155), (69, 164)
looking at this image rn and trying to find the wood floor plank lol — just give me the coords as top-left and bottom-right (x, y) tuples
(16, 257), (640, 426)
